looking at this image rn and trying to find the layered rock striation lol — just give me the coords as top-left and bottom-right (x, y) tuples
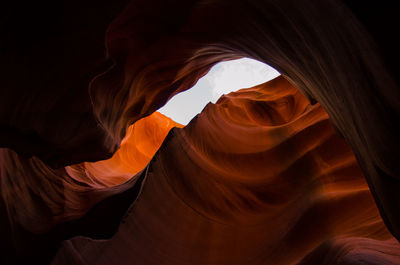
(0, 0), (399, 264)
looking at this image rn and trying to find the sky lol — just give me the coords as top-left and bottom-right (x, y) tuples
(158, 58), (280, 125)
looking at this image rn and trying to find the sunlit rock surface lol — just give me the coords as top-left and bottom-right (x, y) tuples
(1, 0), (400, 264)
(67, 112), (182, 187)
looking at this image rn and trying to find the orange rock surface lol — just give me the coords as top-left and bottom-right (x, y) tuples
(1, 0), (400, 264)
(67, 112), (182, 187)
(52, 77), (400, 264)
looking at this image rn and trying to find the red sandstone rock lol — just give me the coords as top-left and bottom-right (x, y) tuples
(53, 77), (400, 264)
(0, 0), (399, 264)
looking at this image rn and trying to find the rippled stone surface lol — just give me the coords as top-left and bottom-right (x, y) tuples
(52, 77), (400, 264)
(1, 0), (399, 264)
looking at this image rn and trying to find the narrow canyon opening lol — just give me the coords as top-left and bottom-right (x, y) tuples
(158, 58), (280, 125)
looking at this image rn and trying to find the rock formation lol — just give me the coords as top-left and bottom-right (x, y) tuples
(0, 0), (399, 264)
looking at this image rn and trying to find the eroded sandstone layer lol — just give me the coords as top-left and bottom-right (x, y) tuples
(53, 77), (400, 264)
(1, 0), (399, 264)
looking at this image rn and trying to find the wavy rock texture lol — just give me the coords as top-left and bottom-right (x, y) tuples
(52, 77), (400, 264)
(89, 0), (400, 241)
(0, 112), (179, 263)
(1, 0), (400, 264)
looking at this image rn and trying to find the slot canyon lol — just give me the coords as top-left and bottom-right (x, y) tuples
(1, 0), (399, 264)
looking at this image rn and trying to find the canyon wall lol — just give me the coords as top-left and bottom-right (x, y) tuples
(1, 0), (399, 264)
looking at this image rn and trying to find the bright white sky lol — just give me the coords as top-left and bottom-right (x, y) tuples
(158, 58), (280, 125)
